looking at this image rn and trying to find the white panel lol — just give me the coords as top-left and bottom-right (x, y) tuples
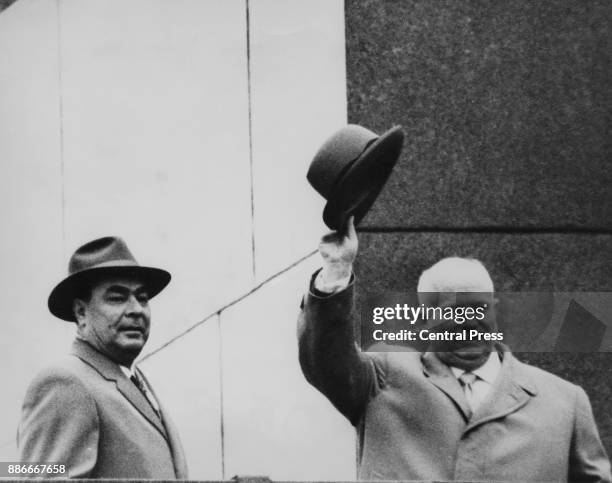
(250, 0), (348, 281)
(0, 440), (16, 462)
(0, 0), (75, 459)
(59, 0), (254, 350)
(220, 255), (357, 480)
(140, 316), (222, 479)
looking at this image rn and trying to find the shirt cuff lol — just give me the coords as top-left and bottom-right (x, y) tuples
(313, 267), (352, 295)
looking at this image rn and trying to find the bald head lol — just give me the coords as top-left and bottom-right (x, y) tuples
(417, 257), (498, 370)
(417, 257), (494, 294)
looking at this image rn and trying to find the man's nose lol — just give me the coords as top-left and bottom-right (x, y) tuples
(126, 295), (146, 314)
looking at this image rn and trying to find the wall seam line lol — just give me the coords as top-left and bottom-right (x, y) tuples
(246, 0), (256, 282)
(140, 249), (318, 362)
(56, 0), (66, 259)
(217, 313), (226, 480)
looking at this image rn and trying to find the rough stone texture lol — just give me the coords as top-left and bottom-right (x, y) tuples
(354, 232), (612, 457)
(346, 0), (612, 229)
(354, 232), (612, 293)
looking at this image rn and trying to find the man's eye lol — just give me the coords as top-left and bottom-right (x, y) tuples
(107, 295), (127, 303)
(137, 294), (149, 304)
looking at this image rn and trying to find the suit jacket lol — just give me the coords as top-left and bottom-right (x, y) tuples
(18, 338), (188, 479)
(298, 282), (611, 481)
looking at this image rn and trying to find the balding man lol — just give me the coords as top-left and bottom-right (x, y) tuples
(298, 217), (610, 481)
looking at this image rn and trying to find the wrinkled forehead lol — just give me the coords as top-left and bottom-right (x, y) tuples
(90, 275), (149, 293)
(418, 291), (495, 307)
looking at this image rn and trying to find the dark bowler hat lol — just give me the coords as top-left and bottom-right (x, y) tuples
(48, 236), (171, 322)
(307, 124), (404, 230)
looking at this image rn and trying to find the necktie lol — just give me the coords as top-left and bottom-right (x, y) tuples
(459, 372), (478, 414)
(131, 372), (161, 419)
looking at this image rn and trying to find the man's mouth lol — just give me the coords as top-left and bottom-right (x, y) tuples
(119, 327), (145, 336)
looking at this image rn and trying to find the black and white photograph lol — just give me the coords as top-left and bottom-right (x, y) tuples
(0, 0), (610, 481)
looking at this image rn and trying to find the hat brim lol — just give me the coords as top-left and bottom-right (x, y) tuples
(48, 265), (171, 322)
(323, 126), (404, 230)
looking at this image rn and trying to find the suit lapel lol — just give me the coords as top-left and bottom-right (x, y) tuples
(466, 351), (537, 432)
(71, 339), (168, 440)
(421, 352), (472, 421)
(158, 404), (189, 478)
(115, 376), (168, 439)
(137, 370), (188, 478)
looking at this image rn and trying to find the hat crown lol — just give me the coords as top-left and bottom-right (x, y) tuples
(307, 124), (379, 199)
(68, 236), (138, 275)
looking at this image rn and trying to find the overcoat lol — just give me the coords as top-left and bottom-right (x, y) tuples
(18, 338), (188, 479)
(298, 282), (611, 481)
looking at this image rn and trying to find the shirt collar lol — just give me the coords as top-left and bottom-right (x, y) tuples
(119, 365), (135, 379)
(450, 351), (501, 384)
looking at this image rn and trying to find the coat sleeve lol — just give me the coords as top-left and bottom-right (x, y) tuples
(568, 386), (612, 482)
(297, 275), (385, 425)
(17, 367), (99, 478)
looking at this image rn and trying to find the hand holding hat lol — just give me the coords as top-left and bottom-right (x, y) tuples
(314, 215), (359, 293)
(307, 124), (404, 230)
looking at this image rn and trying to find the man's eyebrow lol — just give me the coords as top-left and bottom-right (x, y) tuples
(105, 285), (148, 294)
(105, 285), (130, 294)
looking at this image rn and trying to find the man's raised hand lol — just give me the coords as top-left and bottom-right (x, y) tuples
(316, 216), (358, 290)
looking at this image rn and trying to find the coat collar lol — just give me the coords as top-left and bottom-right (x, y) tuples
(465, 349), (537, 432)
(421, 345), (537, 426)
(156, 399), (189, 478)
(70, 338), (168, 440)
(421, 350), (472, 420)
(136, 369), (188, 478)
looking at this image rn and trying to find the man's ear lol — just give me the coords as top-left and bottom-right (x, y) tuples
(73, 298), (87, 325)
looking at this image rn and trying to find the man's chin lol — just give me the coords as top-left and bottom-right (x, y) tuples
(452, 348), (489, 359)
(116, 335), (147, 356)
(438, 344), (493, 370)
(433, 338), (490, 354)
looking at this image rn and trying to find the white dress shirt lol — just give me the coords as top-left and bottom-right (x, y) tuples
(120, 365), (161, 415)
(119, 364), (135, 379)
(450, 351), (501, 412)
(314, 268), (352, 293)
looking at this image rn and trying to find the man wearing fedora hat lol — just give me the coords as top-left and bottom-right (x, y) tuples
(298, 217), (610, 481)
(17, 236), (188, 479)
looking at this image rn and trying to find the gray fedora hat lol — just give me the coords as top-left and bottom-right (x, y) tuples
(307, 124), (404, 230)
(48, 236), (171, 322)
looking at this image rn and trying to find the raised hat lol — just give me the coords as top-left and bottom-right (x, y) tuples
(48, 236), (171, 322)
(307, 124), (404, 230)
